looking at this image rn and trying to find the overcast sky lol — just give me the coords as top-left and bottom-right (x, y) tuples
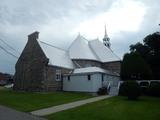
(0, 0), (160, 74)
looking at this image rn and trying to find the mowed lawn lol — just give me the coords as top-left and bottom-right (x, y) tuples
(0, 88), (92, 112)
(46, 96), (160, 120)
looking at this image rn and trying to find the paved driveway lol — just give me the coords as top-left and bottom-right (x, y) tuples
(0, 105), (46, 120)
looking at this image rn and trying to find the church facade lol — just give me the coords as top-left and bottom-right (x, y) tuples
(14, 29), (121, 92)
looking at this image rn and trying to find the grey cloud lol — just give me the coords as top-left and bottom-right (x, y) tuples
(0, 0), (114, 25)
(0, 0), (160, 74)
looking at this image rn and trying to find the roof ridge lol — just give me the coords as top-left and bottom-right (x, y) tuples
(89, 40), (121, 62)
(106, 47), (121, 60)
(88, 40), (101, 61)
(80, 35), (89, 42)
(68, 34), (88, 50)
(68, 34), (101, 61)
(110, 50), (121, 60)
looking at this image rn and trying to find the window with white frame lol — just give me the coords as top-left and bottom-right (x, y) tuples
(56, 69), (61, 81)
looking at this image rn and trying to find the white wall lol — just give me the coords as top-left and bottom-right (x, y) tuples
(92, 73), (102, 92)
(63, 73), (102, 92)
(103, 75), (119, 87)
(63, 73), (120, 92)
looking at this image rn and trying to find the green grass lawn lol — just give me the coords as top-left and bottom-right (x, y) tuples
(0, 88), (92, 112)
(46, 96), (160, 120)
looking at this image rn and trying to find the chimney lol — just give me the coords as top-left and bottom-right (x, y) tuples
(28, 31), (39, 41)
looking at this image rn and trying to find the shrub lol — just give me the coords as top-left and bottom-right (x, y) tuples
(148, 82), (160, 97)
(97, 87), (108, 95)
(119, 82), (127, 96)
(119, 81), (141, 100)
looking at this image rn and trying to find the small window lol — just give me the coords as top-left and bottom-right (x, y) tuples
(56, 70), (61, 81)
(88, 75), (91, 80)
(68, 76), (70, 81)
(102, 74), (104, 81)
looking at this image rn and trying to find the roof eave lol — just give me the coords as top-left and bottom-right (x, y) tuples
(48, 64), (74, 70)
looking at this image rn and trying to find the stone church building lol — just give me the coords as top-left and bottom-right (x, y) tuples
(14, 29), (121, 92)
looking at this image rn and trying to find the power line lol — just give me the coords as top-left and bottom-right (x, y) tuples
(0, 38), (20, 55)
(0, 45), (18, 59)
(39, 40), (66, 51)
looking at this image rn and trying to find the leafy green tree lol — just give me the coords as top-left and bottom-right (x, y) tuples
(143, 32), (160, 79)
(121, 52), (152, 80)
(121, 32), (160, 80)
(144, 32), (160, 55)
(130, 42), (149, 59)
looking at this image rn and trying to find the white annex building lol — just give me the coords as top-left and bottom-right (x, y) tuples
(14, 27), (121, 95)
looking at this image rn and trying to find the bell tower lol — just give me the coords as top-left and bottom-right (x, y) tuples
(103, 25), (111, 48)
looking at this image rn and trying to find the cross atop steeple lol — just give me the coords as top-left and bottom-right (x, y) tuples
(103, 25), (111, 48)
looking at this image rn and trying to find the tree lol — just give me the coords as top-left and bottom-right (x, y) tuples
(121, 32), (160, 80)
(130, 42), (150, 59)
(144, 32), (160, 54)
(121, 52), (152, 80)
(143, 32), (160, 79)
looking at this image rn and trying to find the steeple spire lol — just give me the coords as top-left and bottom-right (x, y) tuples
(103, 25), (111, 48)
(104, 25), (107, 37)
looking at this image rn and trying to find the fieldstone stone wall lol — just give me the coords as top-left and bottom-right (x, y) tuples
(102, 61), (121, 74)
(72, 59), (102, 68)
(14, 32), (49, 91)
(14, 31), (72, 92)
(44, 66), (60, 91)
(72, 59), (121, 74)
(44, 66), (71, 91)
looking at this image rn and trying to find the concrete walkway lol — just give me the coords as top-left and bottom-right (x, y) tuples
(0, 105), (46, 120)
(31, 95), (112, 116)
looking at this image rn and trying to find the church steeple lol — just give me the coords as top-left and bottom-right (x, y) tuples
(103, 25), (111, 48)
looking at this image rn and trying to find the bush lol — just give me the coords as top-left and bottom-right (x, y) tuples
(97, 87), (108, 95)
(148, 82), (160, 97)
(119, 83), (127, 96)
(119, 81), (141, 100)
